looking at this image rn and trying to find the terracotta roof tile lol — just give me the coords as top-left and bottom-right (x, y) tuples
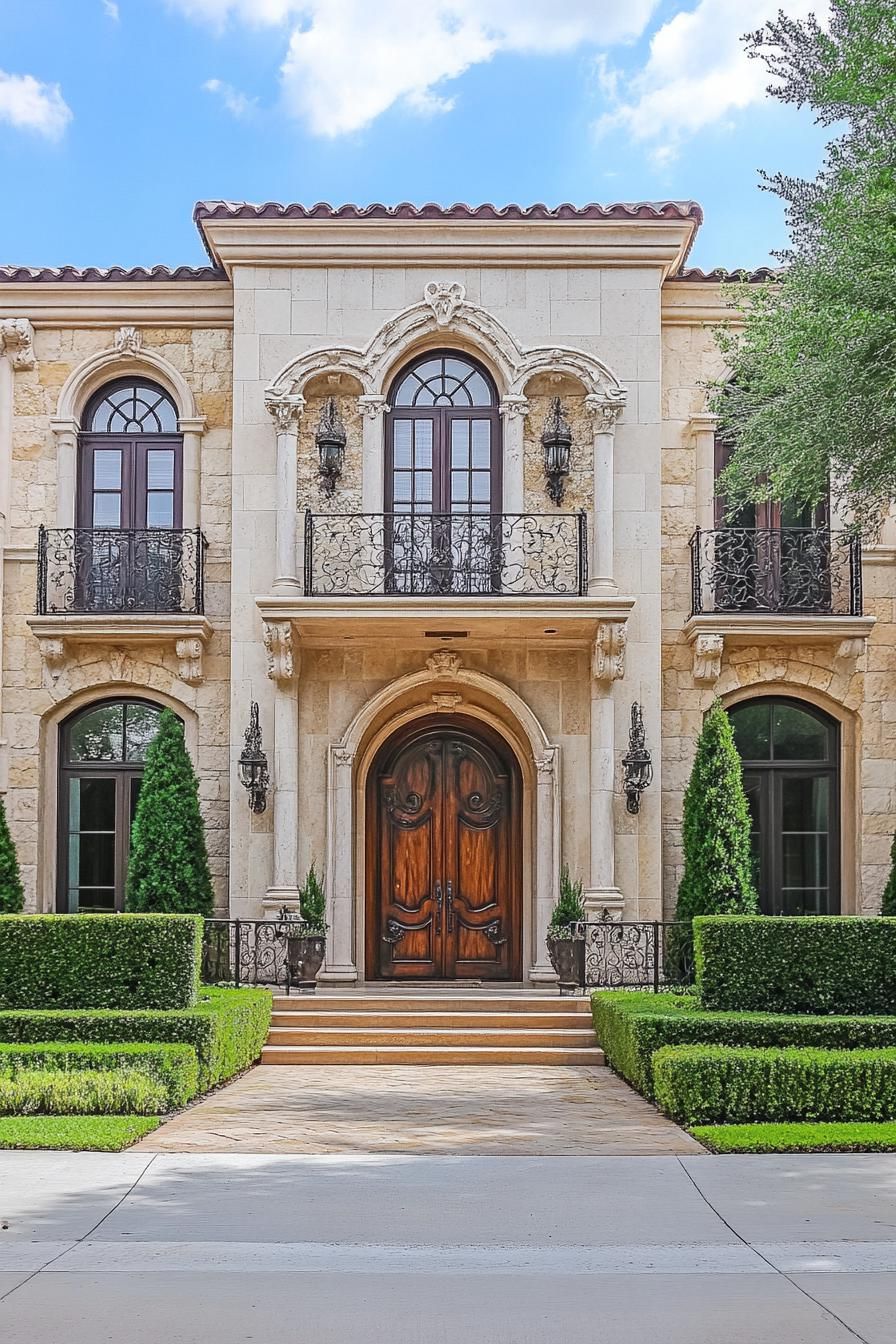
(193, 199), (704, 224)
(676, 266), (782, 283)
(0, 264), (224, 283)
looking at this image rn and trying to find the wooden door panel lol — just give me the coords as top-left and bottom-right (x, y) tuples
(377, 741), (442, 978)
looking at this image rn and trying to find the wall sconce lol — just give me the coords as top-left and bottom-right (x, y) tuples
(238, 701), (269, 814)
(316, 396), (346, 497)
(622, 702), (653, 815)
(541, 396), (572, 505)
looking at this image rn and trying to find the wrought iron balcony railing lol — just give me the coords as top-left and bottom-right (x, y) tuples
(689, 527), (862, 618)
(303, 510), (588, 598)
(36, 526), (207, 616)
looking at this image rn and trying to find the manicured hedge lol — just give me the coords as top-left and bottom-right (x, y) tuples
(592, 990), (896, 1098)
(693, 1122), (896, 1153)
(653, 1045), (896, 1125)
(0, 1068), (168, 1116)
(0, 1042), (198, 1108)
(0, 914), (202, 1010)
(0, 1115), (160, 1151)
(0, 986), (271, 1090)
(694, 915), (896, 1014)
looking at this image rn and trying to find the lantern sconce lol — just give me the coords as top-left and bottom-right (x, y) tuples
(238, 701), (269, 814)
(622, 702), (653, 815)
(541, 396), (572, 505)
(316, 396), (346, 497)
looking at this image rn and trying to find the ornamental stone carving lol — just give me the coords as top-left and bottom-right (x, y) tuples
(263, 620), (297, 684)
(423, 281), (466, 327)
(693, 632), (724, 684)
(592, 621), (627, 683)
(334, 747), (354, 769)
(585, 393), (626, 434)
(535, 750), (557, 783)
(357, 393), (389, 420)
(113, 325), (142, 356)
(0, 318), (35, 371)
(36, 636), (66, 681)
(426, 649), (462, 677)
(175, 637), (205, 686)
(431, 692), (463, 713)
(499, 394), (530, 421)
(264, 395), (304, 434)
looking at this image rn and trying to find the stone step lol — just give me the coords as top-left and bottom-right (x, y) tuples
(270, 1010), (589, 1030)
(266, 1026), (598, 1048)
(270, 995), (590, 1014)
(260, 1044), (606, 1066)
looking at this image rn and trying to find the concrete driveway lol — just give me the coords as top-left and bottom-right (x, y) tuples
(1, 1151), (894, 1342)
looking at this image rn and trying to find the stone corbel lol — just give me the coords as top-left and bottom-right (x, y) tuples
(693, 632), (725, 684)
(263, 619), (297, 684)
(584, 391), (626, 434)
(835, 636), (867, 663)
(592, 621), (627, 683)
(175, 637), (205, 687)
(357, 393), (389, 420)
(499, 394), (530, 421)
(36, 636), (66, 683)
(0, 318), (36, 371)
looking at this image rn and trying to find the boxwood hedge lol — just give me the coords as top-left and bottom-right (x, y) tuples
(592, 990), (896, 1098)
(0, 986), (271, 1090)
(0, 1041), (198, 1108)
(0, 1068), (169, 1117)
(653, 1044), (896, 1125)
(694, 915), (896, 1014)
(0, 914), (202, 1010)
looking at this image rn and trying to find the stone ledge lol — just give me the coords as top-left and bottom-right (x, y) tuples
(27, 613), (213, 686)
(683, 613), (876, 685)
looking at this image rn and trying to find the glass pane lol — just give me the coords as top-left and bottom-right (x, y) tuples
(781, 774), (829, 831)
(781, 499), (814, 528)
(729, 703), (771, 760)
(772, 704), (830, 760)
(93, 450), (122, 490)
(465, 372), (491, 405)
(415, 473), (432, 504)
(130, 777), (142, 825)
(451, 471), (470, 503)
(68, 704), (125, 762)
(782, 834), (828, 888)
(393, 376), (416, 408)
(72, 889), (117, 913)
(742, 774), (763, 894)
(471, 473), (490, 503)
(93, 494), (121, 528)
(146, 449), (175, 489)
(70, 777), (116, 832)
(124, 704), (162, 762)
(146, 492), (174, 528)
(393, 473), (412, 504)
(393, 420), (412, 468)
(76, 832), (116, 887)
(413, 385), (435, 407)
(471, 420), (491, 467)
(89, 382), (177, 433)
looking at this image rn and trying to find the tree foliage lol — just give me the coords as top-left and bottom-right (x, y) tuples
(713, 1), (896, 533)
(549, 865), (585, 933)
(882, 830), (896, 916)
(674, 703), (759, 924)
(0, 797), (24, 914)
(125, 710), (214, 917)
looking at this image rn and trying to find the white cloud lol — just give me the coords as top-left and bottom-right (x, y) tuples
(203, 77), (257, 119)
(595, 0), (820, 164)
(103, 1), (120, 19)
(166, 0), (660, 137)
(0, 70), (72, 140)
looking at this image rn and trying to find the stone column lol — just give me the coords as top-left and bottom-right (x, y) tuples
(265, 394), (304, 592)
(262, 619), (301, 911)
(530, 746), (561, 984)
(584, 394), (626, 596)
(49, 418), (78, 527)
(689, 410), (720, 531)
(584, 620), (627, 920)
(499, 395), (529, 512)
(0, 320), (35, 794)
(320, 745), (359, 983)
(178, 414), (207, 530)
(358, 394), (388, 513)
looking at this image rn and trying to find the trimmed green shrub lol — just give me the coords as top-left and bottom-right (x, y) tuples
(882, 831), (896, 916)
(549, 866), (585, 933)
(298, 863), (327, 933)
(0, 1068), (168, 1116)
(0, 797), (23, 914)
(653, 1045), (896, 1125)
(693, 1122), (896, 1154)
(0, 985), (271, 1091)
(0, 1042), (198, 1108)
(694, 915), (896, 1014)
(592, 990), (896, 1098)
(0, 914), (202, 1010)
(126, 709), (214, 916)
(0, 1116), (160, 1151)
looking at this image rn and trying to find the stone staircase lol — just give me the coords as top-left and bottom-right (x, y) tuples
(261, 992), (604, 1065)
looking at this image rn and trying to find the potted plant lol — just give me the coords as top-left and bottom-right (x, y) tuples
(279, 863), (327, 994)
(546, 866), (586, 995)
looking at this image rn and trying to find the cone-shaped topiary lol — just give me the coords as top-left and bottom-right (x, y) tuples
(670, 701), (759, 973)
(125, 709), (214, 916)
(0, 796), (24, 913)
(882, 831), (896, 916)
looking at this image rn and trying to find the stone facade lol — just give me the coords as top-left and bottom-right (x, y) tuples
(0, 201), (890, 977)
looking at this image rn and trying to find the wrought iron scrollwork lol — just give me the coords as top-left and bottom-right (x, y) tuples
(36, 526), (206, 615)
(689, 527), (862, 617)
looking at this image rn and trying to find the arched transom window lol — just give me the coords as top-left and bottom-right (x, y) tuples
(79, 378), (182, 531)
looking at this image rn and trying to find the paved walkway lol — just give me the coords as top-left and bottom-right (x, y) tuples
(135, 1064), (703, 1155)
(2, 1151), (895, 1342)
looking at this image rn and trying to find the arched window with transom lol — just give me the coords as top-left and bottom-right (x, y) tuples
(79, 378), (182, 531)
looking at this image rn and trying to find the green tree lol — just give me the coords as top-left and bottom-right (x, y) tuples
(674, 702), (759, 938)
(0, 796), (24, 913)
(298, 863), (327, 932)
(713, 1), (896, 533)
(125, 709), (214, 916)
(882, 831), (896, 916)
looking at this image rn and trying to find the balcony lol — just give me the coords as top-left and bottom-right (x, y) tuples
(29, 527), (211, 686)
(685, 527), (874, 682)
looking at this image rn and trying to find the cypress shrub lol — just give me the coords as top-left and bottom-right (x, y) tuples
(0, 797), (23, 914)
(882, 830), (896, 916)
(126, 709), (214, 916)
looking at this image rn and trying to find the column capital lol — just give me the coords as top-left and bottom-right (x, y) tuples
(535, 746), (558, 783)
(177, 414), (208, 435)
(263, 618), (299, 684)
(592, 620), (627, 683)
(265, 394), (305, 433)
(0, 318), (35, 371)
(499, 394), (530, 421)
(584, 392), (626, 433)
(357, 393), (389, 420)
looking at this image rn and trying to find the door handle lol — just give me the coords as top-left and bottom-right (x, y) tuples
(446, 880), (454, 932)
(434, 880), (442, 933)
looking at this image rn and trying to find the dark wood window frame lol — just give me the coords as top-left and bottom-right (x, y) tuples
(78, 378), (184, 531)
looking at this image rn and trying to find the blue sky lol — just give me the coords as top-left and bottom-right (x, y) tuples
(0, 0), (829, 271)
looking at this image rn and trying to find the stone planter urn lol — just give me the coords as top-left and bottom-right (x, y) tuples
(546, 929), (585, 996)
(284, 929), (325, 994)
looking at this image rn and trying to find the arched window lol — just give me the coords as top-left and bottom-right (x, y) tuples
(58, 699), (169, 912)
(728, 697), (839, 915)
(79, 378), (182, 531)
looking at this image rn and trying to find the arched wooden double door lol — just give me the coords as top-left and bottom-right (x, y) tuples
(367, 718), (522, 981)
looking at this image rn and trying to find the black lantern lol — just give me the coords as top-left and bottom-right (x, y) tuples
(238, 701), (269, 814)
(541, 396), (572, 505)
(622, 702), (653, 815)
(316, 396), (346, 497)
